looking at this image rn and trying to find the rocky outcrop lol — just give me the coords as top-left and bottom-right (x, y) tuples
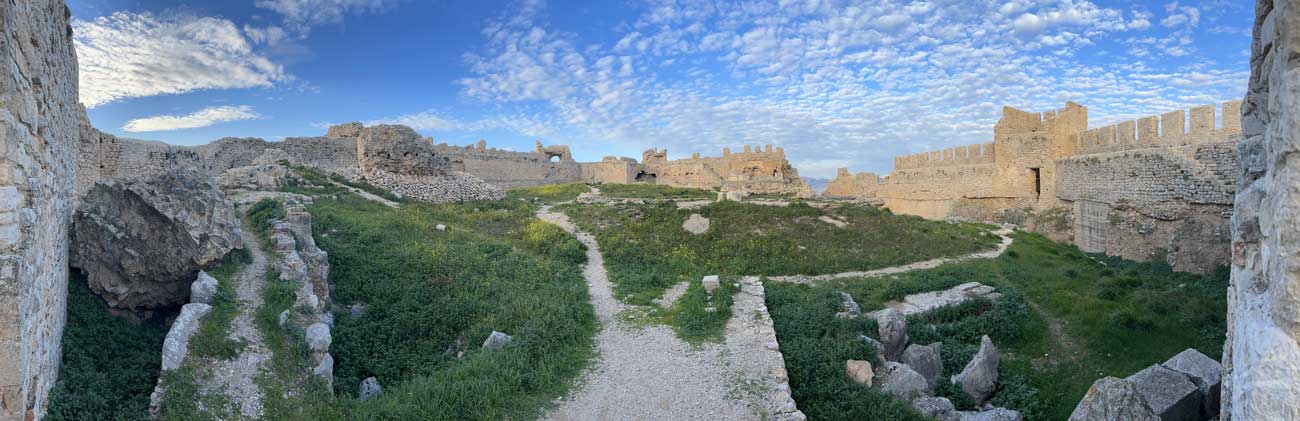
(70, 169), (241, 314)
(1071, 348), (1222, 420)
(267, 203), (335, 387)
(0, 1), (83, 418)
(1222, 1), (1300, 419)
(1069, 376), (1160, 421)
(189, 271), (219, 305)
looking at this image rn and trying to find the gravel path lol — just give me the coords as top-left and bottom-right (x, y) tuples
(538, 206), (791, 420)
(201, 228), (272, 418)
(768, 226), (1016, 284)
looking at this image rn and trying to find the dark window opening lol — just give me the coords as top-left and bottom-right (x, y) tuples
(635, 171), (657, 183)
(1030, 168), (1042, 201)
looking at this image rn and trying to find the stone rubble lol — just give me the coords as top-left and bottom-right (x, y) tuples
(954, 335), (1001, 405)
(877, 309), (910, 362)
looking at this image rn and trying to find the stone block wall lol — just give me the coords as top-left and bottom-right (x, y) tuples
(1222, 0), (1300, 418)
(429, 141), (583, 189)
(1076, 101), (1244, 155)
(580, 157), (636, 184)
(0, 1), (81, 419)
(822, 168), (881, 199)
(637, 145), (813, 196)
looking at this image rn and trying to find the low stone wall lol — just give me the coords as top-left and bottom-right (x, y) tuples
(0, 2), (82, 419)
(430, 142), (582, 189)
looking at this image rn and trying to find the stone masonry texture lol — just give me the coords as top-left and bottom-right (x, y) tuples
(1221, 0), (1300, 419)
(0, 1), (81, 419)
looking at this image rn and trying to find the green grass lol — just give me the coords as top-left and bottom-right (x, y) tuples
(267, 193), (598, 419)
(505, 182), (591, 204)
(595, 183), (716, 199)
(46, 276), (166, 421)
(187, 248), (252, 361)
(766, 231), (1228, 420)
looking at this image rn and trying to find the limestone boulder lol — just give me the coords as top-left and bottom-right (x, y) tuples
(846, 360), (874, 387)
(189, 271), (219, 305)
(913, 397), (957, 421)
(877, 309), (909, 362)
(1068, 377), (1160, 421)
(160, 303), (212, 371)
(903, 343), (943, 389)
(1126, 364), (1200, 421)
(306, 323), (332, 353)
(313, 353), (334, 389)
(682, 213), (710, 234)
(1161, 348), (1221, 418)
(482, 331), (512, 351)
(954, 335), (1000, 405)
(837, 292), (862, 318)
(359, 377), (382, 401)
(876, 361), (930, 400)
(71, 169), (242, 312)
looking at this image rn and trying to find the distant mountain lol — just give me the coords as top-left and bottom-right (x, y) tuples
(803, 177), (830, 194)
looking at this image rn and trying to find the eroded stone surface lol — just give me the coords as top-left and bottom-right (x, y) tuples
(876, 361), (930, 400)
(955, 335), (1000, 405)
(1127, 364), (1200, 421)
(1069, 376), (1160, 421)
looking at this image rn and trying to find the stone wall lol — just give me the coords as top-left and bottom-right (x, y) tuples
(580, 157), (636, 184)
(0, 1), (81, 419)
(822, 168), (881, 199)
(1222, 0), (1300, 418)
(428, 140), (582, 189)
(638, 145), (813, 196)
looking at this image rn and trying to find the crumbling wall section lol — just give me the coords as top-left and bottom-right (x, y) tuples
(580, 157), (636, 184)
(822, 168), (881, 199)
(0, 1), (81, 418)
(1222, 0), (1300, 418)
(429, 141), (582, 189)
(640, 145), (812, 196)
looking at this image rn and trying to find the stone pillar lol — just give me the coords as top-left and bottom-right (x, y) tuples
(0, 1), (81, 420)
(1222, 1), (1300, 419)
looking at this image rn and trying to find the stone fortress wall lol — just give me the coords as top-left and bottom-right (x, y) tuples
(580, 145), (813, 196)
(429, 139), (582, 189)
(0, 1), (82, 419)
(859, 100), (1244, 273)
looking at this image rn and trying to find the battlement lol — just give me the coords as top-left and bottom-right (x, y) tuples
(1074, 101), (1243, 155)
(893, 142), (997, 170)
(646, 144), (787, 164)
(995, 102), (1088, 135)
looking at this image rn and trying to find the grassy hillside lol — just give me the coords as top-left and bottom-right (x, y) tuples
(767, 232), (1228, 420)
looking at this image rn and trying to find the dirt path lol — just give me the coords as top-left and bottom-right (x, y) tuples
(1027, 300), (1086, 369)
(201, 228), (272, 418)
(768, 227), (1016, 284)
(538, 206), (801, 420)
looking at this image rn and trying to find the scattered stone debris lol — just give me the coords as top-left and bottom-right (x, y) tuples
(818, 215), (849, 228)
(482, 331), (512, 351)
(912, 396), (957, 420)
(836, 292), (862, 319)
(359, 377), (383, 402)
(1162, 348), (1222, 417)
(682, 213), (710, 234)
(860, 335), (887, 363)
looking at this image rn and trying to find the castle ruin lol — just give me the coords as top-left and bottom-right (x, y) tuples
(839, 100), (1244, 273)
(580, 145), (813, 197)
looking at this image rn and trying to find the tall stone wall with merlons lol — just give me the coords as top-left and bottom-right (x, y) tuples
(1222, 0), (1300, 418)
(0, 1), (81, 419)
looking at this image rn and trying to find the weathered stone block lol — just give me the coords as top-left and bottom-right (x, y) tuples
(1126, 364), (1200, 421)
(1162, 348), (1221, 418)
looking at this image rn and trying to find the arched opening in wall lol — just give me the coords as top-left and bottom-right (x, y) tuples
(635, 171), (657, 183)
(549, 155), (560, 163)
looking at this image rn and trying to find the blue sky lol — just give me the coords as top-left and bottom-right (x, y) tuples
(69, 0), (1253, 178)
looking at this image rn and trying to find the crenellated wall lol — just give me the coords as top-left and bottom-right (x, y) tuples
(878, 100), (1243, 273)
(823, 168), (882, 199)
(632, 145), (813, 196)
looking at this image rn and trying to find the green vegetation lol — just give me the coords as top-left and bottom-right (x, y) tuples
(766, 231), (1228, 420)
(596, 183), (715, 199)
(187, 248), (252, 360)
(239, 191), (596, 419)
(46, 276), (167, 421)
(505, 182), (591, 204)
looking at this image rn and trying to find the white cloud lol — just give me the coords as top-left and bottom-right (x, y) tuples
(255, 0), (401, 35)
(366, 110), (466, 131)
(74, 12), (287, 108)
(1161, 3), (1200, 28)
(122, 105), (260, 132)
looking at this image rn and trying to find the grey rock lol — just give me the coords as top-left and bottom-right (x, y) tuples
(903, 343), (943, 389)
(876, 361), (930, 400)
(839, 291), (862, 317)
(278, 310), (290, 328)
(702, 275), (721, 294)
(359, 377), (382, 401)
(482, 331), (512, 351)
(1162, 348), (1221, 418)
(313, 353), (334, 387)
(71, 169), (242, 312)
(860, 335), (886, 363)
(306, 322), (332, 352)
(957, 407), (1023, 421)
(350, 303), (367, 318)
(189, 271), (219, 305)
(1068, 377), (1160, 421)
(913, 396), (957, 421)
(161, 303), (213, 371)
(846, 359), (874, 387)
(877, 309), (909, 362)
(954, 335), (1000, 405)
(1126, 364), (1200, 421)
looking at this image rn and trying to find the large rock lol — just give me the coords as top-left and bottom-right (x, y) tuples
(71, 169), (242, 312)
(359, 377), (382, 401)
(956, 408), (1023, 421)
(160, 303), (213, 371)
(189, 271), (219, 305)
(838, 292), (862, 318)
(482, 331), (513, 351)
(903, 343), (943, 389)
(860, 335), (886, 363)
(1069, 377), (1160, 421)
(846, 360), (874, 387)
(954, 335), (1000, 405)
(1162, 348), (1221, 418)
(913, 397), (957, 421)
(1126, 364), (1200, 421)
(877, 309), (909, 362)
(876, 361), (930, 400)
(306, 323), (332, 353)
